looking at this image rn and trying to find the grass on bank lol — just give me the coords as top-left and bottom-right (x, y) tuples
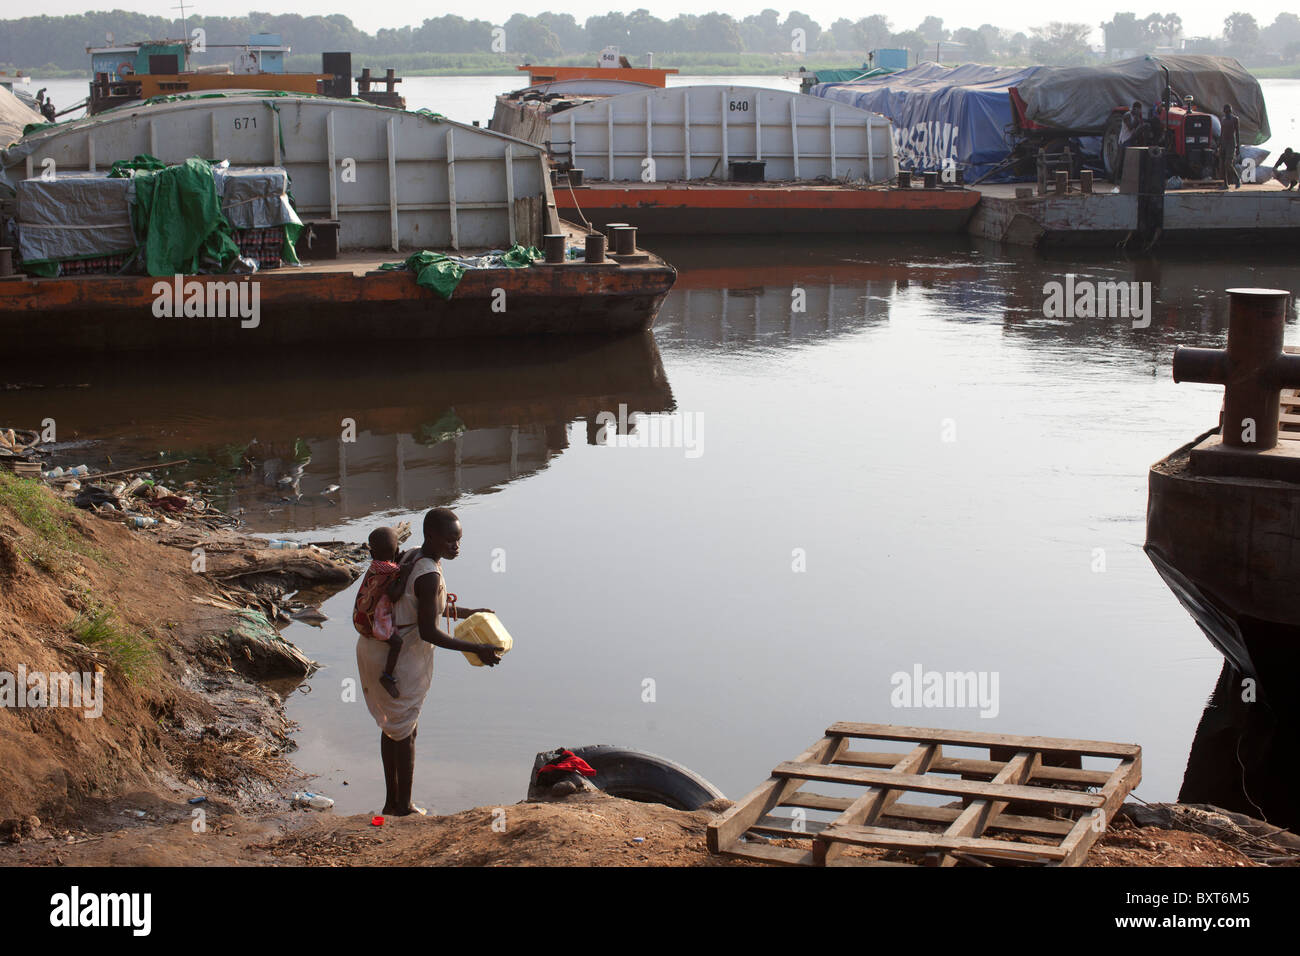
(0, 470), (101, 571)
(70, 607), (158, 683)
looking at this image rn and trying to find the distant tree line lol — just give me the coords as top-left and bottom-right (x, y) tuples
(2, 10), (1297, 72)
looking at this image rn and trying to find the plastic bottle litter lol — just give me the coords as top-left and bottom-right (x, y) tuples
(110, 482), (126, 496)
(45, 466), (64, 479)
(67, 464), (89, 477)
(293, 791), (334, 810)
(268, 539), (302, 550)
(122, 477), (145, 497)
(127, 516), (158, 529)
(65, 480), (81, 492)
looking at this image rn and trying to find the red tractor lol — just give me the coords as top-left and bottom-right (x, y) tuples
(1008, 65), (1219, 183)
(1100, 70), (1217, 181)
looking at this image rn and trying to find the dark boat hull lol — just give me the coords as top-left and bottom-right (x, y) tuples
(0, 259), (676, 353)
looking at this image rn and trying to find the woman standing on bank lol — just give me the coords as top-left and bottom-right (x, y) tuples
(356, 506), (499, 816)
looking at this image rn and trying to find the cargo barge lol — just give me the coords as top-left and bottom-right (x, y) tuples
(491, 73), (979, 235)
(1145, 289), (1300, 830)
(0, 92), (674, 351)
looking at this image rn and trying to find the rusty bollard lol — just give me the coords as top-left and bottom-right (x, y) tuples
(543, 233), (567, 264)
(585, 232), (606, 264)
(1080, 170), (1094, 194)
(897, 171), (911, 189)
(1174, 288), (1300, 450)
(923, 171), (938, 189)
(612, 225), (637, 256)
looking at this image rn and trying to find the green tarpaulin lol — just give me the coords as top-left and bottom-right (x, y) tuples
(380, 245), (543, 301)
(124, 156), (241, 276)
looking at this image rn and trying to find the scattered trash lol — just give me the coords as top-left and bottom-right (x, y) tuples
(268, 539), (301, 550)
(371, 816), (385, 827)
(292, 791), (334, 810)
(633, 836), (645, 844)
(126, 516), (158, 529)
(187, 796), (207, 805)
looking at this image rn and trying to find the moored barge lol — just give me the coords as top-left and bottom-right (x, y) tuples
(0, 92), (675, 351)
(491, 77), (979, 235)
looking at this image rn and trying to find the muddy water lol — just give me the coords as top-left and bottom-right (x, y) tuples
(15, 234), (1300, 815)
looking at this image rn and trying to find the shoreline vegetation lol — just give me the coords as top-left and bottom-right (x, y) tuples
(6, 10), (1300, 77)
(10, 53), (1300, 82)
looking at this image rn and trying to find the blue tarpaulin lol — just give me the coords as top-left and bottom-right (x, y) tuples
(812, 62), (1044, 183)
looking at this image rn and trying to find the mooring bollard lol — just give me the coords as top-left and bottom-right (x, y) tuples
(568, 168), (585, 187)
(0, 247), (13, 277)
(897, 171), (912, 189)
(1174, 288), (1300, 451)
(1054, 170), (1069, 195)
(604, 222), (629, 246)
(1080, 170), (1093, 194)
(543, 233), (567, 264)
(585, 232), (606, 263)
(612, 225), (638, 256)
(923, 171), (938, 189)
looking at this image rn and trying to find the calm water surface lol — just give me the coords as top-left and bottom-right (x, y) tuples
(12, 74), (1300, 816)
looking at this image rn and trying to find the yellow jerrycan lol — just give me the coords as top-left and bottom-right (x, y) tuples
(455, 611), (513, 666)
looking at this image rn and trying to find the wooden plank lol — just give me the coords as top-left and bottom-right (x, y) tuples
(706, 735), (841, 853)
(1058, 755), (1142, 866)
(937, 750), (1039, 867)
(835, 749), (1111, 786)
(718, 840), (816, 867)
(752, 817), (829, 838)
(780, 792), (1074, 837)
(816, 743), (939, 865)
(826, 722), (1141, 759)
(772, 761), (1104, 810)
(824, 824), (1069, 863)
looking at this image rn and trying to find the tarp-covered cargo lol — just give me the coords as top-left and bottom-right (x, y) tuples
(214, 165), (300, 231)
(16, 173), (135, 265)
(812, 62), (1044, 182)
(1014, 55), (1269, 144)
(15, 158), (301, 276)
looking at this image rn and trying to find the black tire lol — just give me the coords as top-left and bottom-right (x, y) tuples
(1102, 113), (1125, 181)
(546, 744), (726, 810)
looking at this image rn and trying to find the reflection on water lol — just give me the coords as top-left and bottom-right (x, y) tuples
(10, 334), (673, 533)
(19, 235), (1300, 818)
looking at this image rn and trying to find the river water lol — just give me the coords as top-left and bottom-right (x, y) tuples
(11, 75), (1300, 816)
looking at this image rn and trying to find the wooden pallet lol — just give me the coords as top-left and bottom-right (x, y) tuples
(707, 723), (1141, 867)
(1281, 385), (1300, 439)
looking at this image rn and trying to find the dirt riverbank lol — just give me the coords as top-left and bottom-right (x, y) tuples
(1, 475), (1296, 868)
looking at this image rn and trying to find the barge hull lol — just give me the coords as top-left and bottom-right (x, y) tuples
(0, 261), (676, 353)
(559, 185), (979, 235)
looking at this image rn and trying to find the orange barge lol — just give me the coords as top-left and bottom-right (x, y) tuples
(0, 246), (675, 354)
(558, 180), (980, 235)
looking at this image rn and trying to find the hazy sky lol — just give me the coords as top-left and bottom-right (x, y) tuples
(10, 3), (1232, 44)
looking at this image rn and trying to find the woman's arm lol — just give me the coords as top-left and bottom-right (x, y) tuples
(414, 574), (499, 665)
